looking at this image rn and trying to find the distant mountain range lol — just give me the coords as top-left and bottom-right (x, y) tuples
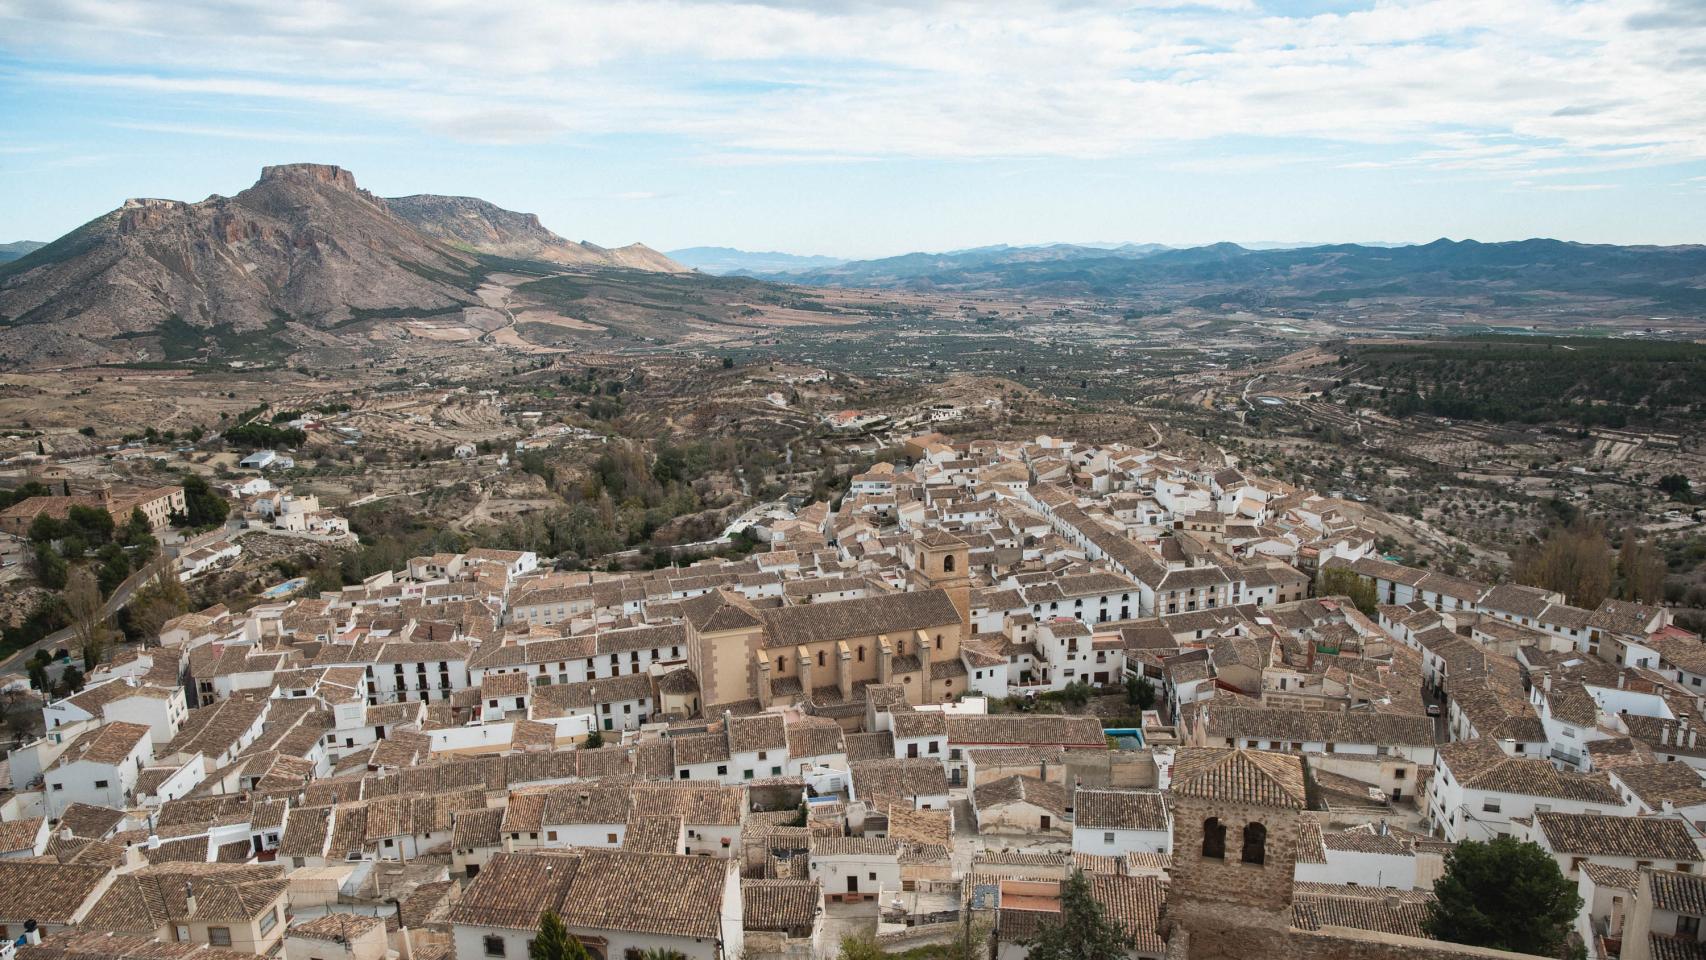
(0, 241), (46, 263)
(755, 238), (1706, 311)
(667, 246), (848, 275)
(0, 164), (685, 366)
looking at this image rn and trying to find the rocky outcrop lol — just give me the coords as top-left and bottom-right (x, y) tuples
(386, 194), (686, 272)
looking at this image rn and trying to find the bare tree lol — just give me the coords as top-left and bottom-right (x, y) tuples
(65, 567), (110, 670)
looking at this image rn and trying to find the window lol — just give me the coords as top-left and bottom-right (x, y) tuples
(485, 935), (507, 957)
(208, 928), (232, 947)
(1202, 817), (1226, 860)
(1242, 822), (1267, 865)
(547, 831), (558, 842)
(717, 765), (728, 776)
(94, 780), (109, 789)
(259, 906), (278, 936)
(1681, 916), (1702, 939)
(1482, 799), (1501, 814)
(1104, 832), (1116, 844)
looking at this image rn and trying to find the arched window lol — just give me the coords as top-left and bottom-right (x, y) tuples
(817, 651), (826, 668)
(943, 554), (956, 573)
(1202, 817), (1226, 860)
(1242, 822), (1267, 865)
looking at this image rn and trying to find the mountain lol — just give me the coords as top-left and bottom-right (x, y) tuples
(0, 163), (488, 366)
(0, 164), (695, 367)
(666, 246), (847, 275)
(0, 241), (46, 263)
(387, 194), (685, 273)
(757, 241), (1171, 286)
(771, 238), (1706, 312)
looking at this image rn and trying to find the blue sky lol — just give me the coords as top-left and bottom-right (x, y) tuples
(3, 0), (1704, 259)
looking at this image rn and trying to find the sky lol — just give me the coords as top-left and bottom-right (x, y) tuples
(2, 0), (1705, 259)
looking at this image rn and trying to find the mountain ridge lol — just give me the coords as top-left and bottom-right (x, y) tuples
(755, 236), (1706, 311)
(0, 164), (688, 367)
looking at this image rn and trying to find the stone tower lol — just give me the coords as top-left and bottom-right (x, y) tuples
(912, 528), (970, 628)
(1163, 747), (1313, 960)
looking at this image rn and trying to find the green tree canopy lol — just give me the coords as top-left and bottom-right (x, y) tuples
(179, 474), (230, 528)
(529, 910), (589, 960)
(1317, 566), (1378, 616)
(1424, 836), (1581, 956)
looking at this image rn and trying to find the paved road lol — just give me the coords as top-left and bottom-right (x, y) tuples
(0, 564), (154, 674)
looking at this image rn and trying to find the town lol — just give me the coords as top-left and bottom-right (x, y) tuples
(0, 429), (1698, 960)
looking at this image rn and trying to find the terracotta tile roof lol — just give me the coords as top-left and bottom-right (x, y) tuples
(1650, 870), (1706, 916)
(1291, 884), (1434, 939)
(629, 783), (744, 825)
(0, 861), (112, 923)
(561, 849), (732, 939)
(50, 721), (152, 770)
(447, 850), (581, 930)
(728, 713), (788, 753)
(0, 816), (44, 853)
(289, 913), (387, 942)
(1073, 789), (1168, 831)
(82, 863), (288, 930)
(1537, 812), (1702, 861)
(1091, 874), (1166, 954)
(1438, 740), (1622, 804)
(975, 775), (1069, 818)
(278, 805), (333, 858)
(741, 879), (820, 933)
(1610, 763), (1706, 810)
(621, 815), (684, 854)
(786, 718), (847, 758)
(1168, 747), (1307, 809)
(851, 758), (949, 806)
(452, 808), (505, 850)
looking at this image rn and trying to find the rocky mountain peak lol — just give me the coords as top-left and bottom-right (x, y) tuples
(259, 163), (361, 192)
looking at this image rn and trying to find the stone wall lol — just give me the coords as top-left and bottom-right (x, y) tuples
(1168, 794), (1305, 912)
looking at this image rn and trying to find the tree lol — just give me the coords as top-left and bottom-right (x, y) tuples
(179, 474), (230, 528)
(1317, 566), (1377, 615)
(1659, 474), (1693, 498)
(65, 568), (109, 670)
(1125, 675), (1156, 713)
(1025, 870), (1133, 960)
(530, 910), (589, 960)
(31, 542), (67, 590)
(584, 727), (604, 749)
(58, 664), (86, 695)
(1425, 836), (1581, 957)
(1514, 520), (1613, 608)
(126, 559), (191, 644)
(26, 651), (51, 692)
(1618, 534), (1668, 604)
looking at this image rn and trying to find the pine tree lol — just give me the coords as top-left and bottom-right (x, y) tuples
(530, 910), (588, 960)
(1425, 837), (1580, 956)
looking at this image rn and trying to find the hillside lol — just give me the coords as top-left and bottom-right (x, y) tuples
(387, 194), (685, 273)
(0, 164), (487, 366)
(771, 238), (1706, 314)
(0, 241), (45, 263)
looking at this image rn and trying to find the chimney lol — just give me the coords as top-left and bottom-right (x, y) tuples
(183, 881), (197, 917)
(1543, 673), (1552, 693)
(1664, 725), (1673, 746)
(1384, 893), (1402, 911)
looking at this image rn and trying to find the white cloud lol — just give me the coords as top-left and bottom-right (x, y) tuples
(2, 0), (1704, 176)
